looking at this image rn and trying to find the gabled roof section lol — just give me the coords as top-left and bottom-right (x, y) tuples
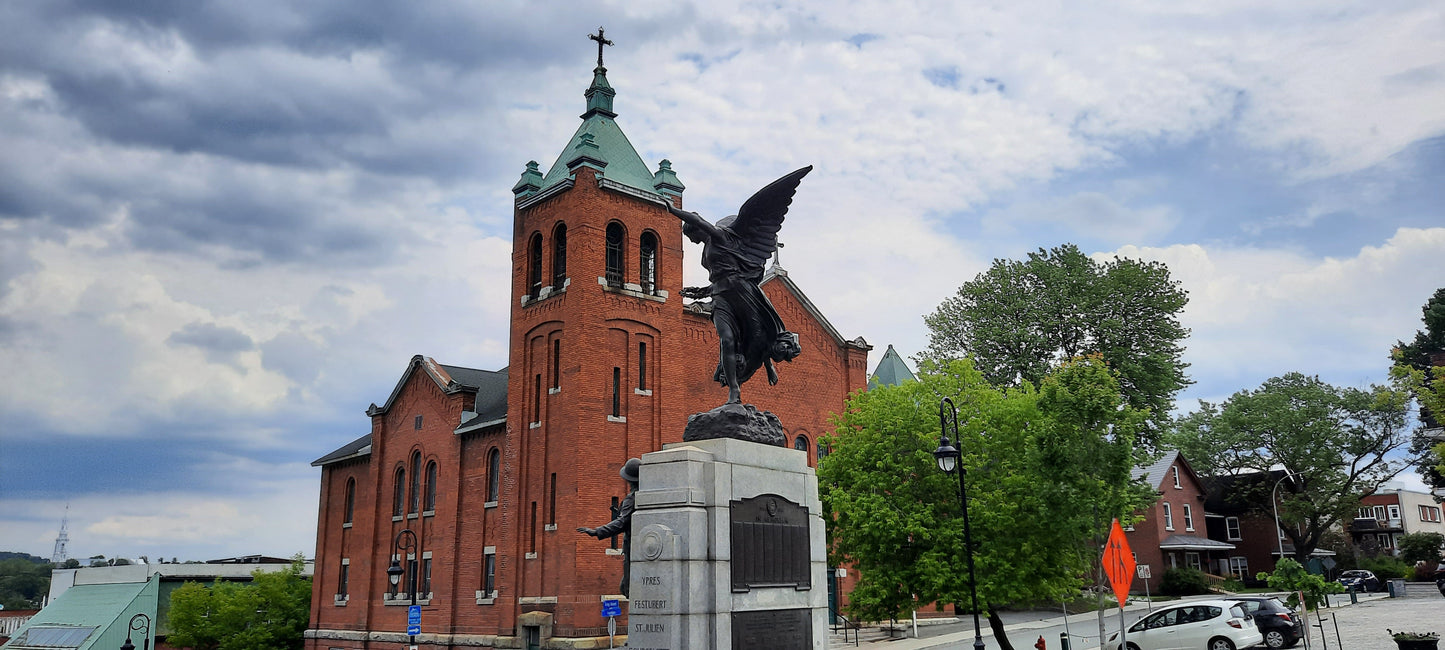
(366, 355), (502, 417)
(6, 579), (153, 650)
(760, 267), (871, 351)
(869, 344), (917, 389)
(1134, 450), (1205, 493)
(311, 432), (372, 467)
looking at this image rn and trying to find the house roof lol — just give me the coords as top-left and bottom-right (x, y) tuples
(1203, 470), (1288, 515)
(1158, 534), (1236, 551)
(1135, 450), (1181, 488)
(4, 581), (152, 650)
(869, 344), (917, 389)
(314, 356), (507, 467)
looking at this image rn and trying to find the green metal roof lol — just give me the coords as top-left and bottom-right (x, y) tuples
(868, 344), (917, 389)
(525, 65), (665, 199)
(3, 579), (156, 650)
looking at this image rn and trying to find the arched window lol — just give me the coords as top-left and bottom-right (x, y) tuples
(487, 448), (501, 502)
(794, 435), (809, 454)
(817, 440), (829, 463)
(393, 467), (405, 517)
(409, 451), (421, 514)
(639, 231), (658, 295)
(552, 223), (567, 290)
(424, 460), (438, 512)
(343, 478), (355, 525)
(605, 222), (624, 287)
(528, 232), (543, 299)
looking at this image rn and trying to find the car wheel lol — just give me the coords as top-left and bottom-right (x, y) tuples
(1126, 644), (1141, 650)
(1208, 637), (1236, 650)
(1264, 629), (1287, 648)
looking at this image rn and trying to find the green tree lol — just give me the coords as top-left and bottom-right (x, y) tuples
(1258, 558), (1341, 611)
(168, 555), (311, 650)
(1390, 288), (1445, 490)
(922, 244), (1189, 449)
(1172, 373), (1413, 561)
(0, 556), (52, 610)
(1398, 532), (1445, 565)
(820, 358), (1153, 649)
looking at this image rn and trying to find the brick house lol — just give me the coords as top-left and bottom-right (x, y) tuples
(304, 53), (869, 649)
(1348, 488), (1445, 556)
(1124, 451), (1237, 593)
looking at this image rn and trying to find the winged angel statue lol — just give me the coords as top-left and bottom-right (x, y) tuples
(668, 166), (811, 405)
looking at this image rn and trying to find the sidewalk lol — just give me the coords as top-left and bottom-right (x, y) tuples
(847, 592), (1396, 650)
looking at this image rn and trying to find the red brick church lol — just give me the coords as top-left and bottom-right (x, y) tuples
(305, 43), (870, 649)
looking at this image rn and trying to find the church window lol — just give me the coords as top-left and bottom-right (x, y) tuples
(549, 473), (557, 525)
(483, 551), (496, 595)
(612, 367), (621, 417)
(338, 558), (349, 598)
(637, 342), (647, 390)
(409, 451), (421, 514)
(530, 502), (538, 553)
(393, 467), (405, 517)
(794, 435), (809, 454)
(424, 461), (437, 512)
(422, 557), (433, 596)
(343, 478), (355, 525)
(533, 374), (542, 423)
(605, 222), (625, 287)
(817, 441), (829, 462)
(414, 415), (423, 430)
(551, 339), (560, 389)
(552, 223), (567, 289)
(528, 232), (544, 299)
(486, 448), (501, 503)
(639, 231), (658, 295)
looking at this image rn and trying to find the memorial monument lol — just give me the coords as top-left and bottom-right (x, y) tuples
(620, 169), (829, 649)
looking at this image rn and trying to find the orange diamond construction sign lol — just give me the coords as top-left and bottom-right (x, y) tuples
(1102, 518), (1135, 608)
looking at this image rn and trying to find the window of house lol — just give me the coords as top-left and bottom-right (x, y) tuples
(343, 478), (355, 525)
(393, 467), (405, 517)
(1183, 504), (1194, 531)
(794, 435), (809, 454)
(552, 223), (567, 289)
(483, 550), (496, 596)
(548, 473), (557, 525)
(529, 502), (538, 554)
(1379, 533), (1393, 548)
(605, 222), (624, 287)
(338, 559), (349, 597)
(637, 342), (647, 390)
(486, 448), (501, 503)
(1421, 505), (1442, 522)
(1226, 517), (1241, 541)
(1172, 466), (1181, 488)
(424, 461), (437, 512)
(1229, 557), (1248, 579)
(1374, 505), (1387, 519)
(528, 232), (543, 299)
(1387, 504), (1401, 521)
(612, 367), (621, 417)
(422, 557), (432, 596)
(533, 374), (541, 424)
(1185, 552), (1200, 570)
(1359, 507), (1374, 519)
(414, 414), (423, 430)
(552, 339), (560, 390)
(409, 452), (421, 514)
(1163, 502), (1174, 530)
(639, 231), (658, 295)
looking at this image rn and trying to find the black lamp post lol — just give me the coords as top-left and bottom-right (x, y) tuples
(119, 612), (150, 650)
(388, 528), (419, 643)
(934, 397), (985, 650)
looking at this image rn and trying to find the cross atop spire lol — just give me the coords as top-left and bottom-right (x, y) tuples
(589, 27), (614, 68)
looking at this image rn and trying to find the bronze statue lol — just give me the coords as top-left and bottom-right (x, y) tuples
(577, 458), (640, 596)
(669, 166), (810, 405)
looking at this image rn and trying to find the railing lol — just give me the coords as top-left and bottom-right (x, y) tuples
(829, 609), (860, 646)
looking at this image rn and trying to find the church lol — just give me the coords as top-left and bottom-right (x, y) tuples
(305, 37), (870, 649)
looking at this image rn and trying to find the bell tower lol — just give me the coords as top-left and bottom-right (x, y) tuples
(498, 31), (691, 639)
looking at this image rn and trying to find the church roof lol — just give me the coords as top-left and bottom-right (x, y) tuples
(868, 344), (917, 389)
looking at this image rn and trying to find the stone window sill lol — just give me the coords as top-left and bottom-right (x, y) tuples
(544, 524), (557, 531)
(407, 513), (419, 520)
(392, 515), (404, 522)
(548, 387), (561, 395)
(598, 278), (668, 302)
(605, 548), (623, 556)
(634, 388), (652, 396)
(342, 522), (352, 529)
(607, 415), (626, 423)
(484, 501), (498, 509)
(525, 552), (538, 559)
(423, 510), (435, 518)
(476, 590), (498, 605)
(521, 280), (568, 307)
(383, 594), (432, 606)
(334, 595), (349, 606)
(529, 421), (541, 429)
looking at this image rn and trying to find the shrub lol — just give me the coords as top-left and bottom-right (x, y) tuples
(1220, 577), (1245, 593)
(1360, 556), (1411, 580)
(1160, 567), (1211, 596)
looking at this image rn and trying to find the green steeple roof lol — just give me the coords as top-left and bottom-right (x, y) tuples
(532, 64), (660, 198)
(869, 344), (917, 389)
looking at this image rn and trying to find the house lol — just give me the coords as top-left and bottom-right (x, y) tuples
(1348, 488), (1445, 556)
(1202, 471), (1338, 578)
(1124, 451), (1237, 592)
(305, 44), (868, 649)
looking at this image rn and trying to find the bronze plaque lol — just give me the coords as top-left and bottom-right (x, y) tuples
(732, 608), (812, 650)
(730, 494), (811, 592)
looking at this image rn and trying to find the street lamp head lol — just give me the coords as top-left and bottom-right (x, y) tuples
(120, 639), (134, 650)
(387, 559), (403, 586)
(933, 437), (960, 474)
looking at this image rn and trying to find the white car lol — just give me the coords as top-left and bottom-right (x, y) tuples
(1104, 599), (1263, 650)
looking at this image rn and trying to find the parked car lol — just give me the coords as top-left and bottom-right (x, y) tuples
(1104, 599), (1263, 650)
(1225, 596), (1303, 648)
(1337, 569), (1381, 592)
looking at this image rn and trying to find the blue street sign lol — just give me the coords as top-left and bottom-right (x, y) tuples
(600, 599), (621, 618)
(407, 604), (422, 635)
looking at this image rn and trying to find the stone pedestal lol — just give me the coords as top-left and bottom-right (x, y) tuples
(625, 438), (827, 650)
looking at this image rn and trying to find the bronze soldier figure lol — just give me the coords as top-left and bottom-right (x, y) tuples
(577, 458), (640, 596)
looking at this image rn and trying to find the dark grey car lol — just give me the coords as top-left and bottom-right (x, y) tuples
(1225, 596), (1303, 649)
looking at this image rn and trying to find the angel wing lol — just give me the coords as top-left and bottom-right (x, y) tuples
(726, 165), (812, 269)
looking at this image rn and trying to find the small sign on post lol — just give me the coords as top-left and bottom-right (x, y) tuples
(407, 604), (422, 636)
(601, 599), (621, 648)
(1102, 520), (1136, 649)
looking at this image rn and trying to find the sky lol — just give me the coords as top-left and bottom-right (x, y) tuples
(1, 1), (1441, 563)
